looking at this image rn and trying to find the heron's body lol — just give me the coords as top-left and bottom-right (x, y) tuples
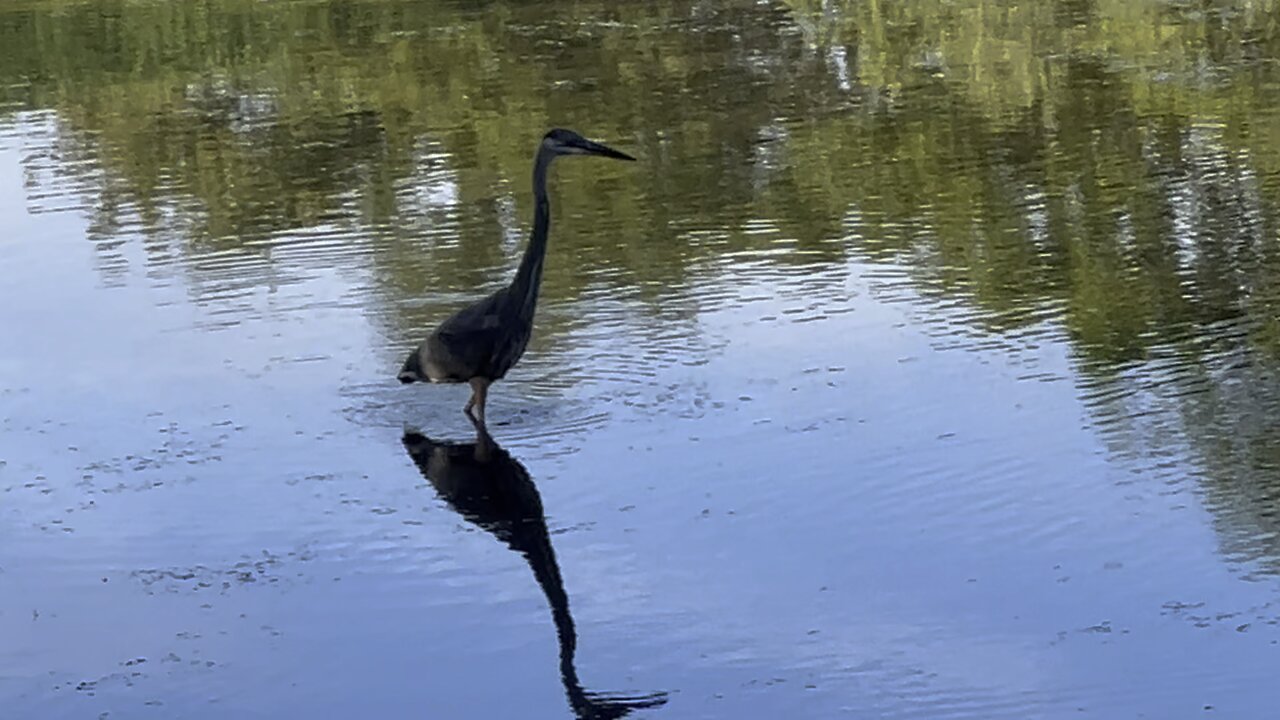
(398, 129), (634, 423)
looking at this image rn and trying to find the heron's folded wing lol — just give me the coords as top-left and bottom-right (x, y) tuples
(432, 290), (509, 371)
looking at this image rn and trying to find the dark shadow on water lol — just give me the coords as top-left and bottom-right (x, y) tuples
(402, 421), (668, 720)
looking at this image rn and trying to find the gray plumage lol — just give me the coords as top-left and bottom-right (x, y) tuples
(398, 129), (635, 423)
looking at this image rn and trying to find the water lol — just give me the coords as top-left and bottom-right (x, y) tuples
(3, 0), (1280, 717)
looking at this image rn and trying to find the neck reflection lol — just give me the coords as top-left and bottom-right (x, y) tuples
(402, 421), (667, 720)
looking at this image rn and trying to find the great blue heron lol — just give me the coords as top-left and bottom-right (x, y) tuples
(398, 129), (636, 423)
(402, 421), (668, 719)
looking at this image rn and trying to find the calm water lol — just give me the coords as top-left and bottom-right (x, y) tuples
(3, 1), (1280, 718)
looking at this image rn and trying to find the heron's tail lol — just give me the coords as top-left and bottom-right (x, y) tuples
(398, 348), (425, 384)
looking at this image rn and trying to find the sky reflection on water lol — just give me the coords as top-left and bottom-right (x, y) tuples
(4, 0), (1280, 717)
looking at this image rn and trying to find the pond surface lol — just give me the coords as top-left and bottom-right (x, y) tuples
(3, 1), (1280, 718)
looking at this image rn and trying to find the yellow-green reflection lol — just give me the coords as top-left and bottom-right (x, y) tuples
(3, 0), (1280, 565)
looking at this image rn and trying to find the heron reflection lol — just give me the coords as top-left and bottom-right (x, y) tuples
(402, 420), (667, 719)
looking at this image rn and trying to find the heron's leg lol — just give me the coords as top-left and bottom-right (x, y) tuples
(467, 413), (494, 461)
(465, 377), (490, 424)
(473, 379), (490, 425)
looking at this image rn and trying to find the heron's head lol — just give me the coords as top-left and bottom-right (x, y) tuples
(541, 128), (635, 161)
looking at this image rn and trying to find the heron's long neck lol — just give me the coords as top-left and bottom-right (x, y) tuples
(511, 148), (554, 319)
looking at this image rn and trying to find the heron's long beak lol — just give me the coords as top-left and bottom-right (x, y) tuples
(575, 137), (636, 161)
